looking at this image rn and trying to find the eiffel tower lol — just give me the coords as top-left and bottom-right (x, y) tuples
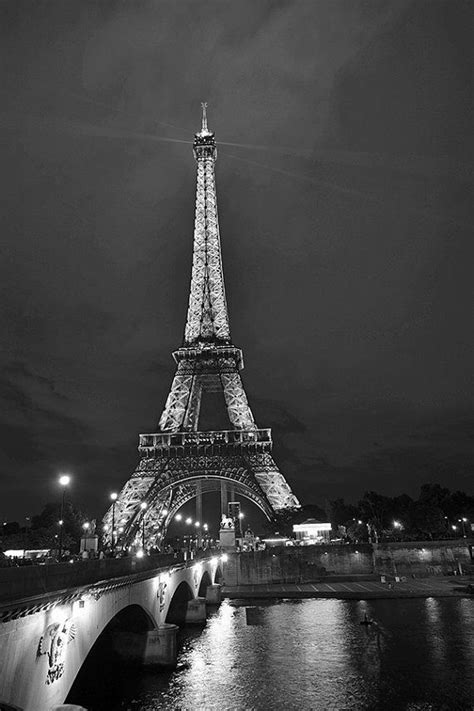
(104, 105), (300, 550)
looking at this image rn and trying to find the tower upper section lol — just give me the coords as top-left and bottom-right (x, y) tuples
(184, 104), (231, 345)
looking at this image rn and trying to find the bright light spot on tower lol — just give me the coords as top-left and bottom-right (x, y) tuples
(162, 508), (168, 516)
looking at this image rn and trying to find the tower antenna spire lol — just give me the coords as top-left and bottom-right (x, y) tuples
(200, 101), (209, 134)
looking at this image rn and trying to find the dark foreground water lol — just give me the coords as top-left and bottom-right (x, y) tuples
(70, 597), (474, 711)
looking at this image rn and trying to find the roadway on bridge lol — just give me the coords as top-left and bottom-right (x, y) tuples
(223, 576), (474, 599)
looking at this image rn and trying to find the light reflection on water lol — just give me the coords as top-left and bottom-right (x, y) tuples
(94, 598), (474, 710)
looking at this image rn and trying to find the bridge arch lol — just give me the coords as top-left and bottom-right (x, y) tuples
(197, 570), (212, 597)
(66, 603), (156, 708)
(214, 565), (223, 584)
(165, 580), (194, 625)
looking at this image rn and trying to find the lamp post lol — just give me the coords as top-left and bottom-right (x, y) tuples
(58, 474), (71, 560)
(140, 502), (147, 552)
(110, 492), (118, 553)
(458, 518), (468, 538)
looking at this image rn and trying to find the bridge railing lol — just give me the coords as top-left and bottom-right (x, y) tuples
(0, 553), (183, 605)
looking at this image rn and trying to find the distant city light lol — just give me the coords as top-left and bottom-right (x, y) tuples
(175, 514), (182, 521)
(186, 517), (192, 525)
(393, 520), (402, 529)
(238, 512), (244, 519)
(195, 521), (200, 528)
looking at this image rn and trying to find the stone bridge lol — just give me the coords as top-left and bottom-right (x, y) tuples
(0, 553), (223, 711)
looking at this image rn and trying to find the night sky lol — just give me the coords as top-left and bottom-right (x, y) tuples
(1, 1), (472, 523)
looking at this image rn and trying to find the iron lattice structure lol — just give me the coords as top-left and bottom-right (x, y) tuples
(104, 105), (300, 549)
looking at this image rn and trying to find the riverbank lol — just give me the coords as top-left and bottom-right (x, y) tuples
(223, 575), (474, 600)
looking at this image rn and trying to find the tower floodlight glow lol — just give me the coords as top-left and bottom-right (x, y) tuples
(99, 106), (300, 549)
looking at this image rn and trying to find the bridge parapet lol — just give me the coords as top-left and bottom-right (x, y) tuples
(0, 553), (181, 606)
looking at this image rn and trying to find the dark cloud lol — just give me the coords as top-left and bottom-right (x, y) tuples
(0, 0), (472, 520)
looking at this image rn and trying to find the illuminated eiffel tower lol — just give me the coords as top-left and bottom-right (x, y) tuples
(104, 105), (300, 549)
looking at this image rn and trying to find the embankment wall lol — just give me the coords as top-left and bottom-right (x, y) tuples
(223, 541), (473, 585)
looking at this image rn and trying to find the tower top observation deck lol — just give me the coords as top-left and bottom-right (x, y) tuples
(193, 102), (217, 161)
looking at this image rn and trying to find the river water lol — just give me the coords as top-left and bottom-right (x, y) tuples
(71, 597), (474, 710)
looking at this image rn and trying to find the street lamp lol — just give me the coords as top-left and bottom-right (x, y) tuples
(110, 492), (118, 553)
(175, 513), (182, 521)
(186, 517), (192, 525)
(458, 518), (468, 537)
(140, 502), (147, 552)
(58, 474), (71, 559)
